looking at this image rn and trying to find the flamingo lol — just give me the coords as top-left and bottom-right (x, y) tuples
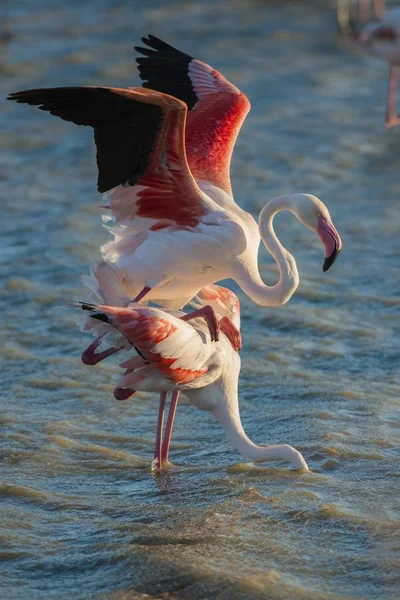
(354, 6), (400, 128)
(8, 36), (342, 316)
(78, 280), (241, 468)
(76, 299), (309, 472)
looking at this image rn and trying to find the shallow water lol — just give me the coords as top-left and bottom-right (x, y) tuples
(1, 1), (399, 599)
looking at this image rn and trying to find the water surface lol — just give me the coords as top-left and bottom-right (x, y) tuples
(1, 1), (399, 599)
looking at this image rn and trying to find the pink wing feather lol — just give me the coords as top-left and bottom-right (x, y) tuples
(136, 36), (251, 196)
(81, 303), (210, 384)
(8, 86), (208, 229)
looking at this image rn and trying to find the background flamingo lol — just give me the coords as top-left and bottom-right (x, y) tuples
(337, 1), (400, 128)
(8, 36), (342, 315)
(76, 299), (309, 471)
(356, 6), (400, 127)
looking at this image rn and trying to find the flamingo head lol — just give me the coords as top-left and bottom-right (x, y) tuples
(289, 194), (342, 272)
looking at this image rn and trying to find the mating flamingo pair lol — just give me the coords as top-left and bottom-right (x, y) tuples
(9, 35), (343, 471)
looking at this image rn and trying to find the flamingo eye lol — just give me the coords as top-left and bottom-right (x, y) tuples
(316, 211), (322, 217)
(374, 27), (397, 42)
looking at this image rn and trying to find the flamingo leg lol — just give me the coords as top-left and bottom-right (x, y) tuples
(386, 67), (400, 128)
(180, 305), (220, 342)
(161, 391), (180, 464)
(152, 391), (167, 469)
(132, 286), (152, 303)
(81, 334), (123, 365)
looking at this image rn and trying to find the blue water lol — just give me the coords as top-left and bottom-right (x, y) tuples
(1, 1), (399, 599)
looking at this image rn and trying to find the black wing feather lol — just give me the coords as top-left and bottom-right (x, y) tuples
(8, 87), (162, 193)
(135, 35), (198, 110)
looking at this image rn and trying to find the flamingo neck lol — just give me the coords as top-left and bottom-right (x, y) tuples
(238, 195), (300, 306)
(212, 387), (309, 470)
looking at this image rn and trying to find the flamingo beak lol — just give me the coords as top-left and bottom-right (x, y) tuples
(318, 216), (342, 272)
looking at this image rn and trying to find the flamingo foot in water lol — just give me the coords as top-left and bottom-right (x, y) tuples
(386, 116), (400, 129)
(151, 458), (175, 470)
(180, 305), (220, 342)
(82, 334), (122, 365)
(386, 68), (400, 129)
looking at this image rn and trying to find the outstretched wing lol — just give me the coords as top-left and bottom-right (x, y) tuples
(135, 35), (251, 196)
(8, 86), (207, 227)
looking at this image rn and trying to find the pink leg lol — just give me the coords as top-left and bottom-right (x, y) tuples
(153, 391), (167, 469)
(81, 334), (122, 365)
(386, 68), (400, 128)
(132, 286), (151, 303)
(161, 391), (180, 463)
(180, 305), (220, 342)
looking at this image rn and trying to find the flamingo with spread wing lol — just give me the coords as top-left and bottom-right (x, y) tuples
(76, 297), (308, 471)
(8, 36), (342, 319)
(357, 6), (400, 128)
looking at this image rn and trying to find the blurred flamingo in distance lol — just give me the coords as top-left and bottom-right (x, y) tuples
(337, 1), (400, 127)
(357, 6), (400, 127)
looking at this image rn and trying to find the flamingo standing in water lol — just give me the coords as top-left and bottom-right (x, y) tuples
(76, 297), (309, 471)
(338, 1), (400, 128)
(8, 35), (342, 318)
(355, 7), (400, 128)
(78, 281), (241, 468)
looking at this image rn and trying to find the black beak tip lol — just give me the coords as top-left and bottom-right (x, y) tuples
(323, 248), (340, 272)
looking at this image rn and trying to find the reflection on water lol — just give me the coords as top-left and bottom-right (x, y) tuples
(1, 1), (399, 599)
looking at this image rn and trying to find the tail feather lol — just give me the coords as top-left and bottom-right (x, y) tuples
(91, 261), (131, 307)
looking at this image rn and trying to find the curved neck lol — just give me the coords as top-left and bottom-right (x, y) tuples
(212, 385), (309, 470)
(238, 196), (300, 307)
